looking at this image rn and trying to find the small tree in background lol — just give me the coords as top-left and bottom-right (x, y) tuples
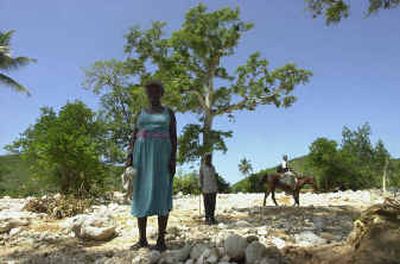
(238, 157), (253, 192)
(339, 123), (376, 189)
(83, 60), (144, 164)
(308, 137), (342, 191)
(6, 101), (108, 197)
(373, 140), (391, 193)
(308, 123), (394, 191)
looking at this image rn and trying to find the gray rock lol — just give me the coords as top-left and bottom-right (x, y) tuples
(78, 224), (116, 241)
(158, 252), (179, 264)
(312, 216), (325, 231)
(224, 234), (248, 261)
(269, 237), (286, 250)
(0, 217), (29, 233)
(217, 223), (226, 229)
(145, 250), (161, 264)
(256, 226), (269, 236)
(235, 220), (252, 228)
(190, 243), (209, 260)
(219, 255), (230, 262)
(206, 248), (220, 264)
(217, 247), (225, 257)
(246, 235), (259, 243)
(67, 214), (117, 241)
(171, 244), (192, 262)
(214, 232), (227, 247)
(294, 231), (327, 247)
(195, 255), (205, 264)
(257, 257), (280, 264)
(260, 246), (281, 264)
(9, 227), (23, 237)
(245, 241), (267, 264)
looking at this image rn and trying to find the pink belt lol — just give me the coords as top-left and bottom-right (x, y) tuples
(136, 130), (169, 139)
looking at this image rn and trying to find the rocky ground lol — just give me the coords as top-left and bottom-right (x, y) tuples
(0, 190), (399, 264)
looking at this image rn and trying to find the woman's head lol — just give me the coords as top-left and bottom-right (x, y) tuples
(144, 80), (164, 105)
(204, 153), (212, 165)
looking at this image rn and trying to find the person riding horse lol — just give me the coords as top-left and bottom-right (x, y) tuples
(277, 155), (297, 190)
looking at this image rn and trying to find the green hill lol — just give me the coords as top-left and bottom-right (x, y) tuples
(0, 154), (124, 197)
(0, 154), (41, 197)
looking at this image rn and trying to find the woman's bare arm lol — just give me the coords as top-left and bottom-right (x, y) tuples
(169, 108), (177, 162)
(126, 113), (140, 167)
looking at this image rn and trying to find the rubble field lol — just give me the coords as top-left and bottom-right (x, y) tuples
(1, 190), (399, 264)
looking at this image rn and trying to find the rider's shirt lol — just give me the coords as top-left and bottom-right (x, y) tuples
(281, 160), (287, 169)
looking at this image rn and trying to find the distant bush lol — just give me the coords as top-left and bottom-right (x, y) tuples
(173, 171), (201, 195)
(216, 172), (232, 193)
(173, 170), (231, 195)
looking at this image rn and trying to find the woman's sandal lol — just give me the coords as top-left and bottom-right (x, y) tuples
(130, 239), (149, 250)
(150, 238), (167, 252)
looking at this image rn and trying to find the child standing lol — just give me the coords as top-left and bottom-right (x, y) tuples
(199, 153), (218, 225)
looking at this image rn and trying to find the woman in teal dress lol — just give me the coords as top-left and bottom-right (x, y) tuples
(125, 80), (177, 252)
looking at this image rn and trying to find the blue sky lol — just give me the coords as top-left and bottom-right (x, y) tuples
(1, 0), (399, 184)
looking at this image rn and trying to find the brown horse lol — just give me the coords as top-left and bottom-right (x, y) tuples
(260, 173), (317, 206)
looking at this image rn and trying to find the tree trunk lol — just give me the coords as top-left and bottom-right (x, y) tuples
(201, 79), (214, 164)
(202, 110), (213, 163)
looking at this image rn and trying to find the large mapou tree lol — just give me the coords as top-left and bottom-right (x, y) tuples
(84, 4), (312, 166)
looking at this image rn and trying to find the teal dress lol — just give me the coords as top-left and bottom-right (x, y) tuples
(131, 106), (173, 217)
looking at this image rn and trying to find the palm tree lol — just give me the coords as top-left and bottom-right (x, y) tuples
(0, 30), (35, 96)
(238, 157), (253, 192)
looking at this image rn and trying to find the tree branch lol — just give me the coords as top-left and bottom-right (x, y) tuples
(214, 88), (282, 116)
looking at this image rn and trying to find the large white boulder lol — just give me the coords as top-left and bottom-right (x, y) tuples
(0, 211), (33, 233)
(63, 214), (117, 241)
(224, 234), (248, 261)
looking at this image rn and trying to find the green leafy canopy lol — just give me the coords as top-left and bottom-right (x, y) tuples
(305, 0), (400, 25)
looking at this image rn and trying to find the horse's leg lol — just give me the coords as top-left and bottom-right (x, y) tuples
(291, 184), (299, 206)
(271, 187), (279, 206)
(294, 188), (300, 207)
(292, 190), (297, 207)
(263, 191), (270, 206)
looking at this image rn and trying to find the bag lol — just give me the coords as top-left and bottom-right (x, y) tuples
(121, 166), (136, 194)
